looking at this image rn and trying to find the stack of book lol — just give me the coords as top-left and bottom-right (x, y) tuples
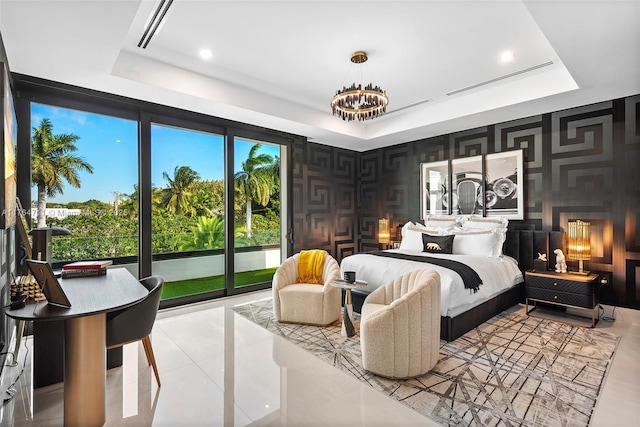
(61, 260), (113, 279)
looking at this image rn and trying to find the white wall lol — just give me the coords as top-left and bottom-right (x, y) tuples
(118, 248), (281, 282)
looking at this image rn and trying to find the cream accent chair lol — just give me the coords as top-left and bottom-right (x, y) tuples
(360, 269), (441, 379)
(272, 252), (342, 325)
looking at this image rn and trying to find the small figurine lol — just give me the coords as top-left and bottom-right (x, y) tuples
(537, 253), (547, 262)
(554, 248), (567, 273)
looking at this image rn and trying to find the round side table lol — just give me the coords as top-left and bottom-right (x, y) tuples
(330, 279), (367, 337)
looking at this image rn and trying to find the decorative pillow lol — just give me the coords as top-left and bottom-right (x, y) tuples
(451, 229), (499, 258)
(422, 234), (454, 254)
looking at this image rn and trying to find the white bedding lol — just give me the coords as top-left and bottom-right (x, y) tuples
(340, 249), (523, 318)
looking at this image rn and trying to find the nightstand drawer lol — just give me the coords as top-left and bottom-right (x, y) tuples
(526, 275), (595, 296)
(526, 287), (595, 309)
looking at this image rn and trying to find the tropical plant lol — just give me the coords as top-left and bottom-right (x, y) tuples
(118, 184), (164, 219)
(161, 166), (200, 216)
(118, 184), (140, 219)
(66, 199), (112, 216)
(234, 144), (279, 236)
(189, 180), (225, 217)
(178, 215), (225, 251)
(31, 118), (94, 227)
(48, 214), (138, 260)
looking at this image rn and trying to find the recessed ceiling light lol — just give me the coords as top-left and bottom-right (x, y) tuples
(199, 49), (213, 60)
(500, 51), (515, 63)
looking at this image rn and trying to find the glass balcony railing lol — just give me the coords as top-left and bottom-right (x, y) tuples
(49, 229), (280, 262)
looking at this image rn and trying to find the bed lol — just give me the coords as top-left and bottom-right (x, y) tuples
(341, 217), (564, 341)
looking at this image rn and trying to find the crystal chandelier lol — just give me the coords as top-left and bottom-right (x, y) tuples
(331, 51), (389, 122)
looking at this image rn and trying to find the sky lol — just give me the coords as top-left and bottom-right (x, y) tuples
(30, 103), (280, 204)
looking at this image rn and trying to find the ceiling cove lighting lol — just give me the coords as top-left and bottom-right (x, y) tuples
(331, 51), (389, 122)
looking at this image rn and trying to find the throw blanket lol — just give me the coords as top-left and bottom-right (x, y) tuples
(297, 249), (327, 284)
(368, 251), (483, 293)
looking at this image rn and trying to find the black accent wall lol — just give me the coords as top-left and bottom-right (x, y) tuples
(291, 139), (359, 261)
(293, 95), (640, 310)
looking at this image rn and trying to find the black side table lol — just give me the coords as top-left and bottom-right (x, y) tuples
(525, 270), (600, 327)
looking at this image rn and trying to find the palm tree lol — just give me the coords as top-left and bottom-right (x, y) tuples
(31, 118), (94, 227)
(178, 215), (225, 251)
(233, 144), (279, 237)
(161, 166), (200, 216)
(119, 184), (163, 219)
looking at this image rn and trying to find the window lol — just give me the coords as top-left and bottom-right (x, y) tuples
(30, 103), (138, 268)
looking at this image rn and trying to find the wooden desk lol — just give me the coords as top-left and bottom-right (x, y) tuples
(6, 268), (147, 427)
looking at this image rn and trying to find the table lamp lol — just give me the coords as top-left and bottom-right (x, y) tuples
(378, 218), (390, 246)
(567, 220), (590, 275)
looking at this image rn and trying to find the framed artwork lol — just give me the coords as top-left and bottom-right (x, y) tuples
(484, 149), (524, 219)
(450, 156), (484, 215)
(1, 63), (17, 229)
(420, 160), (450, 218)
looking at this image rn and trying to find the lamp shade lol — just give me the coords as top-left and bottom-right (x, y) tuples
(567, 220), (590, 274)
(378, 218), (390, 244)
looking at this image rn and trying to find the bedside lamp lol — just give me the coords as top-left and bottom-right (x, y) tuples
(567, 220), (590, 275)
(378, 218), (390, 246)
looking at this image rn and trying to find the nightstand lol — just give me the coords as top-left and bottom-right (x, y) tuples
(525, 270), (601, 327)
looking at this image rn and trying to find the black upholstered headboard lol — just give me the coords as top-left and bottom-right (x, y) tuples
(504, 230), (565, 273)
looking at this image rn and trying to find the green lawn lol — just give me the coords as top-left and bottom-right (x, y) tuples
(161, 267), (278, 299)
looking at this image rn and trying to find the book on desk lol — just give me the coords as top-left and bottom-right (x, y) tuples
(61, 260), (112, 279)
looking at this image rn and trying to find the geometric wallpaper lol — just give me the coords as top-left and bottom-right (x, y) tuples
(293, 94), (640, 309)
(291, 140), (358, 262)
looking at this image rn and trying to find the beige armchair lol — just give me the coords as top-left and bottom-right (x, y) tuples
(360, 269), (441, 379)
(272, 252), (341, 325)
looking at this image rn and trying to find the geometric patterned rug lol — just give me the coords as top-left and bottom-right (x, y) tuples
(232, 298), (620, 427)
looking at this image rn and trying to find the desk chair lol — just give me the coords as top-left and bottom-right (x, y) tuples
(106, 275), (164, 386)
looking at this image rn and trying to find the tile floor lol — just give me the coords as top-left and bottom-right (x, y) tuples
(0, 291), (638, 426)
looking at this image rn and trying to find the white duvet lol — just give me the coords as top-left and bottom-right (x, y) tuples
(340, 249), (523, 318)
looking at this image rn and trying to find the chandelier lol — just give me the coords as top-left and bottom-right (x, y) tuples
(331, 51), (389, 122)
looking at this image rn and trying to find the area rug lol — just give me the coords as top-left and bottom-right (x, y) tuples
(232, 298), (620, 427)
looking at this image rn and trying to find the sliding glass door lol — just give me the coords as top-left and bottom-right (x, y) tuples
(150, 122), (225, 300)
(23, 94), (290, 307)
(233, 138), (283, 289)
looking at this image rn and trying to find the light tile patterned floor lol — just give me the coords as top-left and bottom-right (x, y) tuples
(0, 290), (638, 426)
(234, 298), (620, 426)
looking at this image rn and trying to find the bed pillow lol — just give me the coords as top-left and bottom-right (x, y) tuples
(424, 214), (465, 229)
(399, 222), (447, 250)
(451, 229), (500, 258)
(399, 222), (423, 250)
(422, 234), (454, 254)
(462, 215), (508, 230)
(460, 216), (508, 257)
